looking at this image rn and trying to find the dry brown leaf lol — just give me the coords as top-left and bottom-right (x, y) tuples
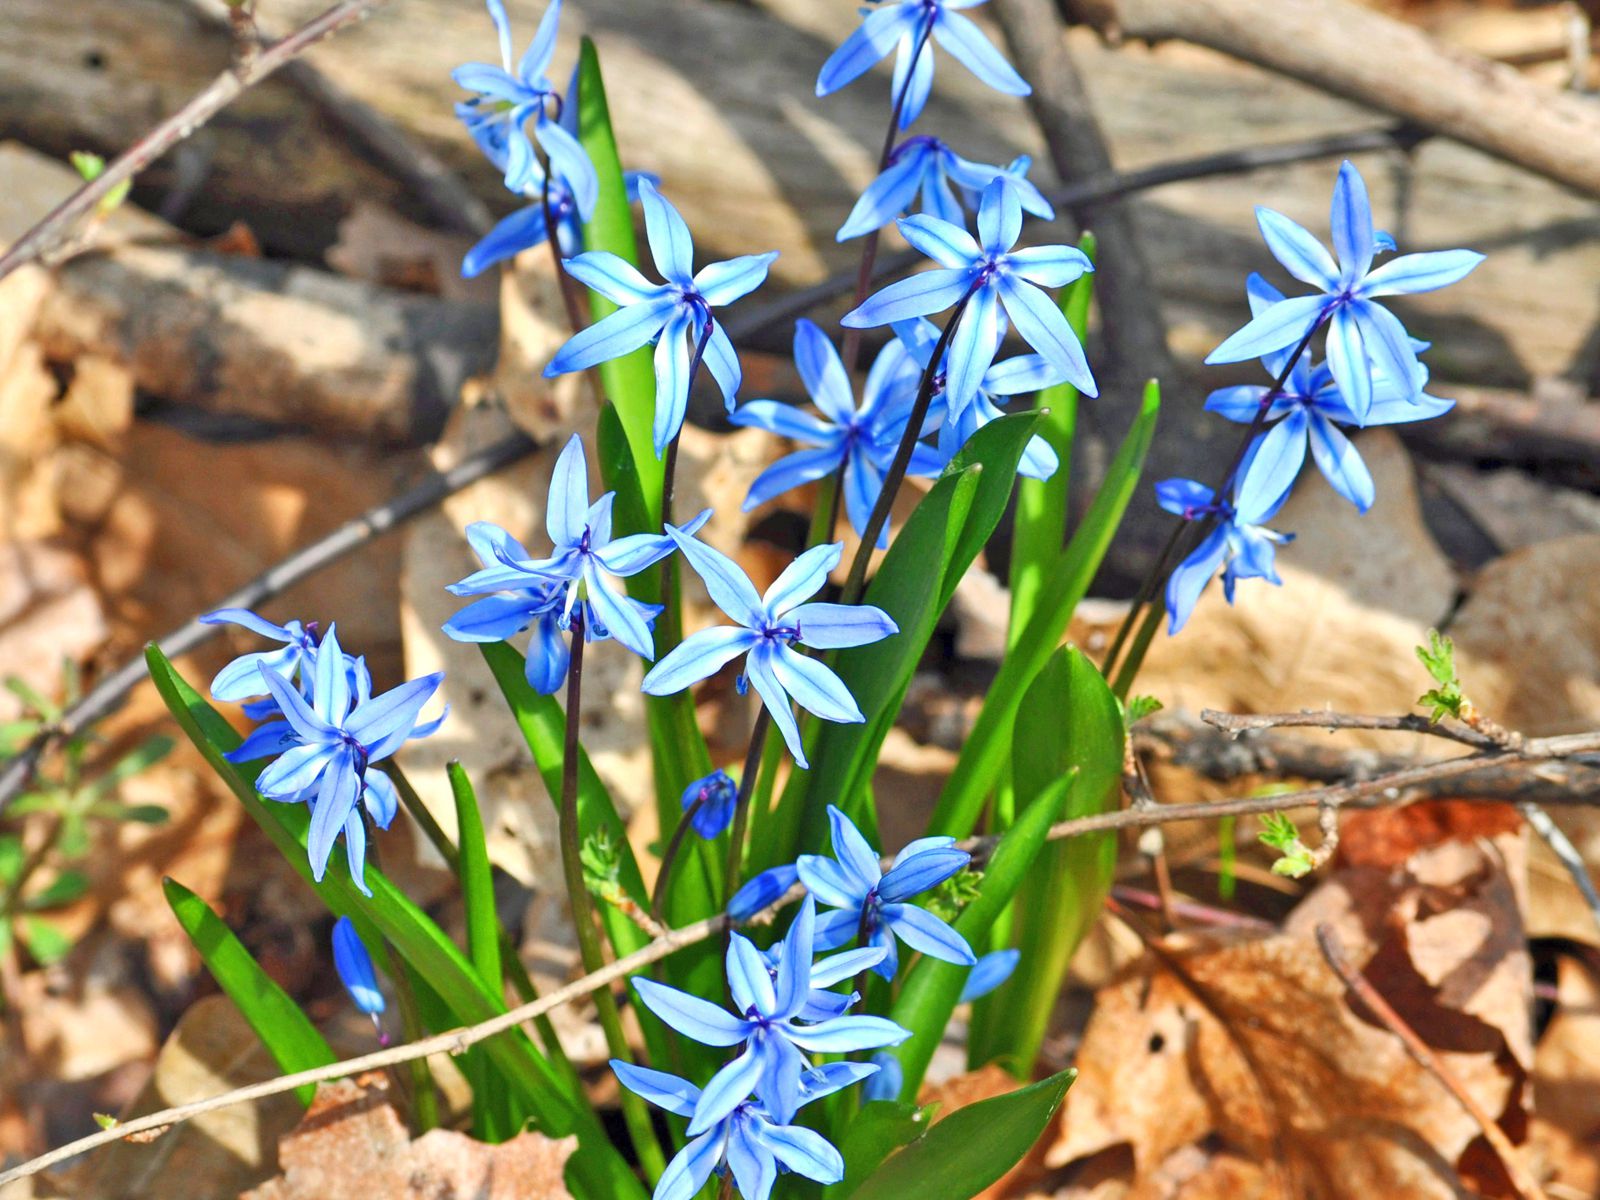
(243, 1074), (574, 1200)
(1527, 953), (1600, 1196)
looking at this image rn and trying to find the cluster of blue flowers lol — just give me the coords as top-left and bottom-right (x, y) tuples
(1160, 160), (1483, 632)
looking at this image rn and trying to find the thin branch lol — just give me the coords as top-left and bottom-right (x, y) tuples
(0, 0), (393, 283)
(1315, 924), (1550, 1200)
(1200, 708), (1503, 751)
(0, 431), (540, 815)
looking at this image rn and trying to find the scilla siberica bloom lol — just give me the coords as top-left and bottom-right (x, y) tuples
(843, 179), (1096, 415)
(453, 1), (596, 202)
(233, 627), (443, 893)
(800, 805), (975, 978)
(1208, 275), (1453, 517)
(836, 137), (1053, 241)
(631, 897), (908, 1128)
(443, 435), (709, 666)
(640, 537), (898, 768)
(546, 182), (778, 455)
(817, 0), (1030, 131)
(1206, 160), (1483, 421)
(1158, 478), (1293, 635)
(332, 916), (386, 1041)
(613, 1059), (874, 1200)
(892, 315), (1061, 480)
(730, 320), (940, 547)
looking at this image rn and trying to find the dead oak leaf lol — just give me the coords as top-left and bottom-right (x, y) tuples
(242, 1074), (574, 1200)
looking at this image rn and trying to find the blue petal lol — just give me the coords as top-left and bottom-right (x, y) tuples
(331, 917), (384, 1015)
(1165, 525), (1230, 634)
(348, 673), (444, 762)
(611, 1060), (700, 1119)
(793, 319), (856, 424)
(930, 9), (1031, 96)
(730, 399), (837, 444)
(726, 1118), (778, 1200)
(944, 283), (1000, 416)
(1008, 244), (1095, 289)
(695, 253), (779, 307)
(784, 1013), (910, 1053)
(897, 214), (982, 270)
(562, 251), (662, 305)
(687, 1046), (766, 1136)
(1307, 412), (1374, 512)
(762, 542), (843, 617)
(1352, 300), (1422, 405)
(633, 977), (751, 1046)
(668, 527), (765, 626)
(1324, 304), (1373, 422)
(200, 607), (292, 641)
(727, 934), (778, 1016)
(1203, 384), (1271, 423)
(462, 203), (549, 278)
(827, 805), (883, 891)
(341, 806), (370, 897)
(809, 945), (886, 988)
(1154, 477), (1215, 517)
(816, 6), (910, 95)
(796, 854), (868, 910)
(545, 294), (676, 375)
(745, 644), (805, 768)
(362, 767), (399, 828)
(1254, 206), (1339, 290)
(653, 309), (694, 456)
(1329, 160), (1375, 284)
(227, 719), (296, 763)
(1233, 410), (1308, 521)
(583, 565), (657, 660)
(1205, 294), (1330, 366)
(743, 445), (849, 511)
(641, 626), (759, 696)
(702, 320), (744, 413)
(960, 948), (1020, 1002)
(997, 275), (1097, 396)
(750, 1122), (846, 1186)
(838, 154), (926, 241)
(442, 593), (539, 642)
(307, 747), (359, 882)
(787, 601), (898, 649)
(883, 902), (976, 964)
(211, 646), (297, 702)
(891, 28), (935, 129)
(261, 667), (336, 745)
(516, 0), (562, 83)
(639, 180), (696, 286)
(976, 178), (1021, 254)
(770, 645), (863, 724)
(309, 626), (351, 726)
(772, 896), (818, 1018)
(655, 1131), (725, 1200)
(536, 117), (598, 220)
(842, 268), (975, 328)
(254, 741), (332, 796)
(1359, 248), (1485, 297)
(727, 864), (799, 920)
(878, 847), (970, 902)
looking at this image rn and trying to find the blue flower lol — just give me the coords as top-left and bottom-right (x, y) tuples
(612, 1059), (874, 1200)
(817, 0), (1030, 131)
(730, 320), (939, 547)
(727, 864), (800, 921)
(229, 627), (443, 894)
(447, 435), (708, 662)
(1208, 275), (1453, 516)
(836, 138), (1053, 241)
(681, 769), (739, 839)
(842, 180), (1096, 413)
(640, 537), (898, 768)
(1156, 478), (1294, 635)
(332, 916), (385, 1019)
(891, 315), (1061, 479)
(545, 182), (778, 454)
(631, 897), (907, 1128)
(465, 157), (657, 275)
(452, 0), (597, 201)
(1206, 160), (1483, 421)
(200, 609), (320, 703)
(799, 805), (975, 979)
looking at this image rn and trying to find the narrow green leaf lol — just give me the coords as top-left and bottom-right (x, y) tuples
(144, 645), (645, 1200)
(449, 762), (502, 993)
(847, 1070), (1075, 1200)
(970, 647), (1123, 1076)
(929, 380), (1159, 838)
(164, 878), (336, 1105)
(887, 773), (1072, 1098)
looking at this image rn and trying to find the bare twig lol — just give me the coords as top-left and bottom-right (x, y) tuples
(1200, 708), (1503, 751)
(0, 431), (540, 815)
(1315, 923), (1550, 1200)
(0, 0), (393, 283)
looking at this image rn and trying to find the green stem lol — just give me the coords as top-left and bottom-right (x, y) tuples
(723, 708), (772, 908)
(558, 613), (667, 1179)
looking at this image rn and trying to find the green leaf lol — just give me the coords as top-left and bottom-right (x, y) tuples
(163, 878), (336, 1104)
(450, 762), (502, 992)
(1415, 628), (1464, 722)
(0, 836), (23, 885)
(1258, 812), (1314, 878)
(16, 915), (73, 965)
(970, 647), (1123, 1076)
(825, 1101), (930, 1200)
(887, 772), (1072, 1098)
(143, 645), (645, 1200)
(23, 869), (89, 911)
(765, 412), (1042, 865)
(1009, 233), (1097, 645)
(847, 1070), (1075, 1200)
(929, 380), (1159, 839)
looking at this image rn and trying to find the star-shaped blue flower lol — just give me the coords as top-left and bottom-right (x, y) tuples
(837, 137), (1053, 241)
(730, 320), (940, 547)
(843, 179), (1096, 414)
(1207, 275), (1453, 516)
(545, 182), (778, 455)
(452, 0), (596, 201)
(1206, 160), (1483, 421)
(817, 0), (1031, 131)
(448, 435), (708, 663)
(1157, 478), (1294, 635)
(799, 805), (975, 979)
(441, 522), (578, 693)
(631, 897), (907, 1128)
(640, 536), (898, 768)
(612, 1059), (874, 1200)
(231, 627), (444, 893)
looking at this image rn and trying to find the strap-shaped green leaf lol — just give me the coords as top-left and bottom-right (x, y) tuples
(824, 1100), (929, 1200)
(164, 878), (336, 1106)
(845, 1069), (1075, 1200)
(929, 380), (1159, 838)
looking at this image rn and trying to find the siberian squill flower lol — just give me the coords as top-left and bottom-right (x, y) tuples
(1206, 160), (1483, 421)
(613, 1059), (875, 1200)
(730, 320), (939, 546)
(892, 316), (1060, 480)
(546, 182), (778, 454)
(332, 916), (386, 1039)
(843, 179), (1096, 414)
(631, 897), (907, 1128)
(680, 769), (739, 839)
(1207, 275), (1453, 516)
(453, 0), (596, 200)
(233, 628), (443, 893)
(817, 0), (1030, 131)
(800, 805), (974, 978)
(1157, 478), (1293, 635)
(836, 138), (1052, 241)
(445, 435), (708, 664)
(640, 537), (898, 767)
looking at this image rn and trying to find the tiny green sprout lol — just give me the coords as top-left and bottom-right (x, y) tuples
(580, 827), (622, 889)
(1415, 628), (1464, 724)
(1123, 694), (1164, 730)
(1257, 812), (1315, 879)
(93, 1113), (119, 1131)
(926, 867), (983, 923)
(68, 150), (132, 218)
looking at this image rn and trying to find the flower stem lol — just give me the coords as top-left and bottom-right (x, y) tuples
(723, 708), (773, 908)
(651, 792), (708, 923)
(806, 466), (845, 549)
(840, 287), (977, 605)
(658, 318), (719, 653)
(1099, 318), (1326, 687)
(557, 611), (667, 1179)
